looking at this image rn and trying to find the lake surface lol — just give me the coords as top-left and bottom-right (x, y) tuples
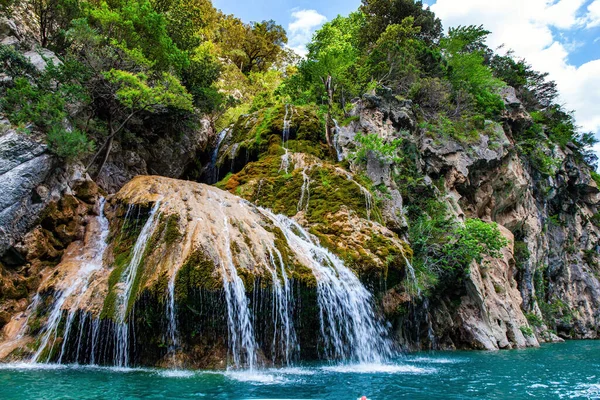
(1, 341), (599, 399)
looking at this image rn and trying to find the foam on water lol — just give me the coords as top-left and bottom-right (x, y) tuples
(561, 383), (600, 399)
(225, 370), (289, 385)
(407, 356), (464, 364)
(0, 362), (69, 371)
(158, 369), (196, 378)
(321, 363), (435, 374)
(273, 367), (316, 376)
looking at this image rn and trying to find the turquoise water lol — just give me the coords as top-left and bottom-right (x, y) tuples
(1, 341), (599, 399)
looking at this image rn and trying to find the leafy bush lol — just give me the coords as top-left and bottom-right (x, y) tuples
(350, 133), (403, 165)
(525, 312), (544, 327)
(47, 127), (94, 161)
(520, 326), (534, 337)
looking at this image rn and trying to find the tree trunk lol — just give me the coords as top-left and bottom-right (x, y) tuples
(94, 133), (114, 180)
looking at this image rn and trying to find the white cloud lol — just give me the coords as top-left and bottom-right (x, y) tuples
(287, 9), (327, 56)
(431, 0), (600, 137)
(587, 0), (600, 27)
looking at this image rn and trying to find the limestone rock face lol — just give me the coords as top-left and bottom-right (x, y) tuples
(415, 109), (600, 344)
(0, 129), (69, 257)
(334, 94), (415, 233)
(97, 117), (212, 194)
(434, 227), (539, 350)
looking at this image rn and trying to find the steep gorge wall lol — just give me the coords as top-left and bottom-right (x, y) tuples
(335, 90), (600, 349)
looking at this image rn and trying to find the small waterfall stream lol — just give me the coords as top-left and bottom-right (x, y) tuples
(114, 201), (161, 367)
(279, 104), (293, 173)
(258, 208), (393, 364)
(332, 119), (344, 162)
(32, 198), (110, 363)
(218, 207), (258, 370)
(206, 129), (228, 184)
(297, 167), (311, 212)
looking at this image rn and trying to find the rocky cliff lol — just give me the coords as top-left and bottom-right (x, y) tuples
(2, 85), (599, 367)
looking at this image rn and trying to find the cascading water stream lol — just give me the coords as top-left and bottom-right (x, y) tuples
(216, 200), (258, 370)
(32, 198), (110, 363)
(332, 119), (344, 162)
(279, 104), (293, 173)
(114, 201), (162, 367)
(207, 129), (228, 184)
(297, 168), (311, 212)
(337, 169), (374, 221)
(257, 208), (393, 364)
(265, 247), (297, 365)
(403, 255), (421, 298)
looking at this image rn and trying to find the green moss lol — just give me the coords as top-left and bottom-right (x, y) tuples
(164, 214), (182, 246)
(219, 104), (327, 174)
(175, 250), (221, 303)
(100, 204), (150, 320)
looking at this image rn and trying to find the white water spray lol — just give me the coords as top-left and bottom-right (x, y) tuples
(332, 119), (344, 162)
(114, 201), (161, 367)
(258, 208), (393, 364)
(32, 198), (110, 363)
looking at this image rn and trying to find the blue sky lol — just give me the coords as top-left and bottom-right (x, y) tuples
(214, 0), (600, 153)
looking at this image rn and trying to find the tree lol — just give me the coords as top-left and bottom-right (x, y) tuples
(161, 0), (218, 51)
(32, 0), (82, 50)
(88, 0), (188, 72)
(441, 25), (505, 117)
(360, 16), (421, 93)
(301, 13), (363, 147)
(218, 16), (287, 74)
(360, 0), (442, 46)
(86, 70), (193, 177)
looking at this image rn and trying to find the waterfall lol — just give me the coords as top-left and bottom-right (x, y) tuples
(266, 247), (297, 365)
(206, 129), (228, 184)
(279, 104), (293, 174)
(338, 169), (374, 221)
(114, 201), (161, 367)
(166, 266), (179, 356)
(279, 147), (290, 174)
(297, 168), (311, 212)
(282, 104), (293, 145)
(359, 186), (373, 221)
(332, 119), (343, 162)
(217, 202), (258, 370)
(32, 198), (110, 363)
(403, 256), (421, 298)
(258, 208), (393, 364)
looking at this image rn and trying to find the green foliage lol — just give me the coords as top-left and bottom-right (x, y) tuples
(519, 326), (534, 337)
(296, 12), (363, 104)
(525, 312), (544, 327)
(360, 16), (421, 92)
(0, 45), (38, 79)
(0, 55), (94, 161)
(218, 17), (288, 74)
(441, 25), (505, 117)
(103, 69), (193, 112)
(591, 171), (600, 188)
(421, 114), (487, 144)
(360, 0), (442, 44)
(446, 219), (508, 269)
(515, 123), (562, 177)
(47, 126), (94, 161)
(89, 0), (187, 72)
(350, 133), (403, 165)
(513, 240), (530, 271)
